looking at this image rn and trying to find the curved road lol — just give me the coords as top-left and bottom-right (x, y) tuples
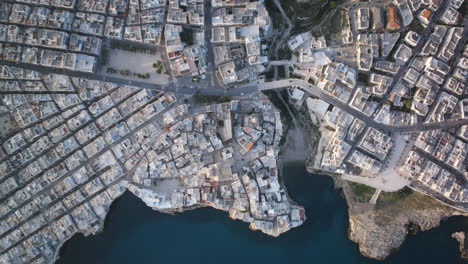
(258, 78), (468, 133)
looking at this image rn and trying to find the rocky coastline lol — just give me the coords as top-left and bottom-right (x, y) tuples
(54, 96), (307, 264)
(299, 100), (468, 261)
(344, 189), (467, 260)
(451, 232), (468, 260)
(124, 98), (306, 238)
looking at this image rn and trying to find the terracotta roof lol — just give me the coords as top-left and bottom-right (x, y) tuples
(421, 9), (432, 20)
(245, 141), (254, 151)
(386, 5), (401, 30)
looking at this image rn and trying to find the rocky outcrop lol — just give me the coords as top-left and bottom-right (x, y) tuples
(452, 232), (468, 260)
(299, 104), (468, 261)
(347, 202), (465, 260)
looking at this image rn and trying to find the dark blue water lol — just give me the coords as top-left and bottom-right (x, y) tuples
(57, 161), (467, 264)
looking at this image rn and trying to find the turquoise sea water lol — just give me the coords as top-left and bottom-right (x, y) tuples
(57, 161), (467, 264)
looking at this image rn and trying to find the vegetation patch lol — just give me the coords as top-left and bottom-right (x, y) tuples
(152, 61), (164, 74)
(278, 65), (287, 79)
(376, 187), (413, 209)
(403, 99), (413, 111)
(110, 41), (157, 54)
(264, 0), (284, 30)
(264, 67), (275, 81)
(278, 46), (292, 60)
(193, 95), (232, 104)
(317, 10), (346, 37)
(349, 182), (376, 203)
(328, 1), (337, 8)
(290, 73), (303, 79)
(389, 99), (412, 113)
(106, 67), (151, 79)
(281, 0), (346, 35)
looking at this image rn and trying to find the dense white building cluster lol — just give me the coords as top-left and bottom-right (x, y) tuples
(129, 98), (304, 236)
(212, 0), (270, 85)
(0, 62), (303, 262)
(0, 63), (180, 263)
(284, 0), (467, 210)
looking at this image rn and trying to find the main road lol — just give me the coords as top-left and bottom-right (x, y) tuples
(2, 61), (468, 134)
(0, 60), (258, 96)
(258, 78), (468, 133)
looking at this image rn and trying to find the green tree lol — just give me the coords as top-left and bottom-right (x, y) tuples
(403, 99), (412, 111)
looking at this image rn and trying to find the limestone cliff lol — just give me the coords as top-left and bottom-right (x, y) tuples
(344, 189), (466, 260)
(300, 104), (468, 260)
(452, 232), (468, 260)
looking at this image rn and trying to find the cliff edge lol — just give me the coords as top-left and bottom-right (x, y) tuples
(452, 232), (468, 260)
(300, 101), (468, 260)
(343, 184), (467, 260)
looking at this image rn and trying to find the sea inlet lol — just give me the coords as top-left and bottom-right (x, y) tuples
(56, 159), (467, 264)
(57, 114), (467, 264)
